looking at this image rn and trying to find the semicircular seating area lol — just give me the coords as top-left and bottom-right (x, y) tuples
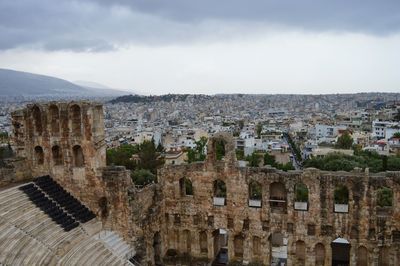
(0, 178), (135, 266)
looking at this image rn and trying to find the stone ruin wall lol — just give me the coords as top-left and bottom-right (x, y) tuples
(8, 102), (143, 242)
(4, 103), (400, 265)
(152, 132), (400, 266)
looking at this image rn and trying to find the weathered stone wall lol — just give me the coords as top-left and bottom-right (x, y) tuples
(153, 133), (400, 266)
(0, 158), (32, 187)
(11, 101), (107, 212)
(8, 103), (400, 266)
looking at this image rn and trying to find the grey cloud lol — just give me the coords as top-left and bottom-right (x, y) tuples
(1, 0), (400, 52)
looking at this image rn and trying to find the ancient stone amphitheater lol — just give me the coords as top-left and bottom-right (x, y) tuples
(1, 101), (399, 265)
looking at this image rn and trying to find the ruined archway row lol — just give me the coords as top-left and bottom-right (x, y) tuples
(22, 101), (104, 139)
(11, 102), (106, 178)
(159, 164), (400, 265)
(157, 227), (400, 265)
(33, 144), (84, 167)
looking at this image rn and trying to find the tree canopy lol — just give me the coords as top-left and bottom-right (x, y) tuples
(304, 151), (400, 172)
(186, 137), (207, 163)
(336, 132), (353, 149)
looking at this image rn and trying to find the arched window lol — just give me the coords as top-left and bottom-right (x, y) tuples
(72, 145), (84, 167)
(52, 145), (63, 165)
(253, 236), (261, 256)
(70, 104), (81, 136)
(215, 139), (226, 161)
(182, 230), (191, 253)
(377, 187), (393, 207)
(357, 246), (368, 266)
(269, 182), (286, 211)
(199, 231), (208, 254)
(334, 185), (349, 213)
(315, 243), (325, 266)
(179, 177), (193, 197)
(249, 181), (262, 207)
(294, 183), (309, 210)
(49, 104), (60, 135)
(295, 240), (306, 265)
(234, 235), (244, 258)
(32, 106), (43, 135)
(213, 179), (226, 206)
(34, 146), (44, 165)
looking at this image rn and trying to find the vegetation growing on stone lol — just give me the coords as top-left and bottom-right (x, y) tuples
(377, 187), (393, 207)
(295, 183), (309, 202)
(186, 137), (207, 163)
(106, 140), (164, 186)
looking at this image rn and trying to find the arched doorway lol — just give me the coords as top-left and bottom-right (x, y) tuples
(213, 228), (228, 265)
(270, 232), (287, 265)
(331, 238), (350, 266)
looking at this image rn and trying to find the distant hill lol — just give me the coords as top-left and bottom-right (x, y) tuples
(109, 94), (212, 104)
(73, 80), (131, 96)
(0, 69), (128, 98)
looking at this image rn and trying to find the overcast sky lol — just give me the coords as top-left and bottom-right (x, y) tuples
(1, 0), (400, 95)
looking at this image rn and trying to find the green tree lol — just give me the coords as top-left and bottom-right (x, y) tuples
(295, 183), (308, 202)
(131, 169), (156, 186)
(245, 151), (261, 167)
(393, 132), (400, 138)
(215, 140), (225, 160)
(138, 140), (164, 174)
(263, 153), (276, 166)
(377, 187), (393, 207)
(256, 123), (263, 138)
(106, 144), (139, 170)
(235, 149), (244, 160)
(186, 137), (207, 163)
(336, 132), (353, 149)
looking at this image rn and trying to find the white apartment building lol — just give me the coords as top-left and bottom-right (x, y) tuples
(372, 120), (399, 139)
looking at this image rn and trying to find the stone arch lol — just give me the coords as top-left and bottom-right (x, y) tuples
(207, 132), (236, 163)
(377, 187), (393, 207)
(213, 179), (227, 206)
(295, 240), (306, 265)
(315, 243), (325, 266)
(249, 180), (262, 207)
(253, 236), (261, 257)
(270, 232), (287, 265)
(379, 246), (390, 266)
(182, 229), (191, 254)
(72, 145), (84, 167)
(249, 180), (262, 200)
(215, 139), (226, 161)
(269, 182), (286, 211)
(179, 177), (193, 197)
(70, 104), (82, 136)
(32, 105), (43, 135)
(295, 183), (309, 202)
(334, 184), (349, 213)
(199, 231), (208, 254)
(49, 104), (60, 135)
(356, 245), (368, 266)
(334, 185), (349, 204)
(234, 234), (244, 258)
(331, 238), (350, 266)
(51, 145), (63, 165)
(34, 146), (44, 165)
